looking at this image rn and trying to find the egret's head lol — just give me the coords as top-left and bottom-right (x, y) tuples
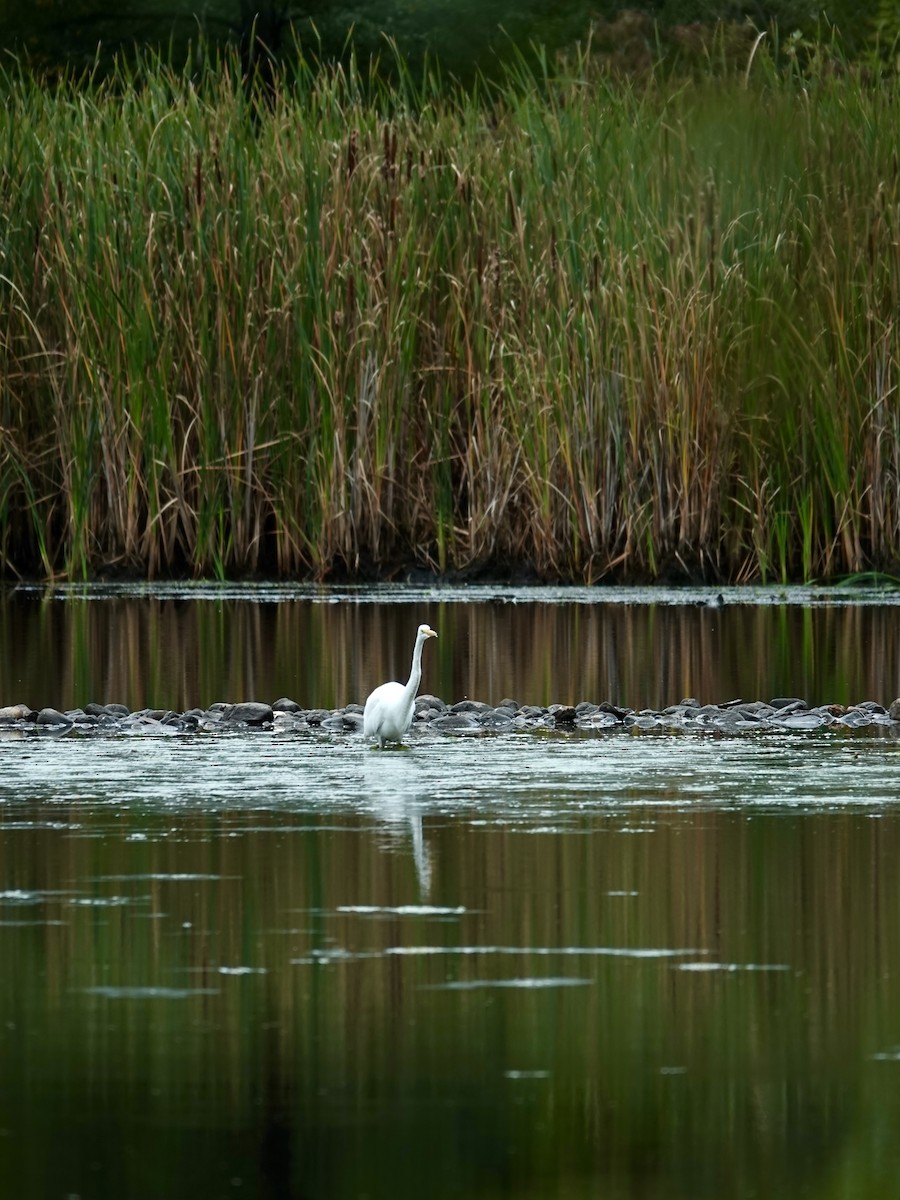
(418, 624), (438, 639)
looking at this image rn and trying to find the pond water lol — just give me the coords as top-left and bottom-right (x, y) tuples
(1, 584), (899, 1199)
(3, 581), (900, 712)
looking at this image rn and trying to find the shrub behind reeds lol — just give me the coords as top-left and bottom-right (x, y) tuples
(0, 46), (898, 582)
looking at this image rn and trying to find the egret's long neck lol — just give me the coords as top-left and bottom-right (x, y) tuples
(404, 633), (427, 700)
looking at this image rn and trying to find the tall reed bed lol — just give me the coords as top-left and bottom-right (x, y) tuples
(0, 49), (898, 581)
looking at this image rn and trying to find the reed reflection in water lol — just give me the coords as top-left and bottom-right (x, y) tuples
(2, 763), (900, 1200)
(1, 589), (899, 712)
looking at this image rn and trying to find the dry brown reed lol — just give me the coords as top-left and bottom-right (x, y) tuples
(0, 47), (898, 581)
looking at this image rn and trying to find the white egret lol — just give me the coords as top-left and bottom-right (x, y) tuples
(363, 623), (438, 748)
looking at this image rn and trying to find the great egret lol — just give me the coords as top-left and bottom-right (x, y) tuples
(363, 623), (438, 748)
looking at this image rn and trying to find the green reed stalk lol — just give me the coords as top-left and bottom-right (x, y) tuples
(0, 44), (898, 581)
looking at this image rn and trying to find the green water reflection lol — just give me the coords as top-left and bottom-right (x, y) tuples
(2, 792), (900, 1199)
(1, 589), (899, 712)
(1, 593), (899, 1198)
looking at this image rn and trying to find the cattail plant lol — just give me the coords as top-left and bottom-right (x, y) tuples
(0, 43), (898, 581)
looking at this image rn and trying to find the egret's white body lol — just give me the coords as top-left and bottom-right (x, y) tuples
(363, 623), (437, 748)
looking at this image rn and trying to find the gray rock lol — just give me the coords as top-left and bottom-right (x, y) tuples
(429, 713), (483, 735)
(738, 701), (776, 717)
(664, 704), (706, 723)
(0, 703), (34, 722)
(5, 690), (896, 740)
(624, 713), (662, 729)
(711, 709), (761, 732)
(771, 711), (827, 730)
(121, 715), (166, 734)
(304, 709), (330, 726)
(110, 712), (134, 730)
(579, 710), (620, 729)
(65, 708), (90, 721)
(84, 702), (130, 718)
(730, 705), (769, 723)
(835, 710), (872, 727)
(273, 711), (307, 731)
(480, 709), (515, 729)
(695, 704), (722, 720)
(450, 700), (492, 714)
(36, 707), (74, 728)
(809, 706), (837, 723)
(657, 708), (686, 726)
(221, 702), (274, 726)
(548, 704), (577, 725)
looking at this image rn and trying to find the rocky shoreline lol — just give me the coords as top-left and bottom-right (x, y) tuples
(1, 695), (899, 738)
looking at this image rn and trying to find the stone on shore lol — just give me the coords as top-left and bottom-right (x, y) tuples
(429, 712), (485, 735)
(0, 703), (35, 722)
(220, 702), (274, 726)
(1, 692), (898, 740)
(36, 707), (74, 728)
(85, 702), (131, 718)
(548, 704), (577, 725)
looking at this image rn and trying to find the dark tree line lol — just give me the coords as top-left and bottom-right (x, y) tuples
(1, 0), (894, 82)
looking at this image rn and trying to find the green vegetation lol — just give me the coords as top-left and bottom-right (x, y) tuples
(3, 0), (898, 83)
(0, 40), (898, 582)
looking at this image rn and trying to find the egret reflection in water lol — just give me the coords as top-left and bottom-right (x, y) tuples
(363, 746), (434, 897)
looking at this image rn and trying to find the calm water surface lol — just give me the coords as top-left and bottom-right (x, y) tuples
(2, 582), (900, 710)
(1, 585), (900, 1199)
